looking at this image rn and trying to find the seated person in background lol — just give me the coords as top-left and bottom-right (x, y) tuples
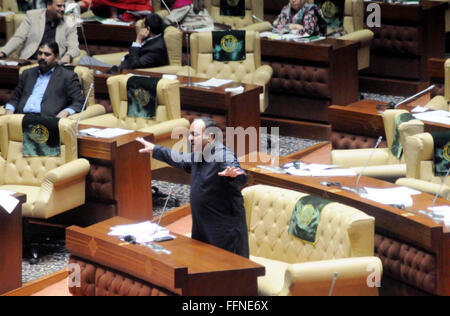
(0, 0), (80, 64)
(273, 0), (325, 36)
(79, 13), (169, 71)
(4, 41), (84, 118)
(75, 0), (154, 21)
(163, 0), (214, 30)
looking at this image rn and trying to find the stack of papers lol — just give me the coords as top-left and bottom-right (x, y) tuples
(283, 162), (356, 177)
(100, 19), (134, 26)
(427, 206), (450, 226)
(108, 221), (174, 243)
(0, 60), (19, 66)
(224, 86), (244, 94)
(194, 78), (233, 87)
(79, 128), (134, 138)
(360, 186), (421, 207)
(0, 189), (19, 214)
(413, 110), (450, 125)
(410, 106), (429, 113)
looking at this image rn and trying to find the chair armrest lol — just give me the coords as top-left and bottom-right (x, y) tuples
(139, 65), (184, 75)
(331, 148), (395, 168)
(0, 155), (5, 185)
(242, 22), (272, 33)
(352, 164), (406, 182)
(69, 104), (106, 121)
(79, 113), (120, 128)
(155, 9), (169, 19)
(44, 158), (90, 186)
(176, 66), (197, 77)
(92, 51), (128, 66)
(252, 65), (273, 86)
(339, 29), (374, 46)
(286, 257), (382, 296)
(0, 106), (5, 115)
(138, 118), (190, 137)
(395, 178), (450, 200)
(72, 49), (88, 65)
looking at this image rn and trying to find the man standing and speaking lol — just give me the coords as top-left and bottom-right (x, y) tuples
(136, 117), (250, 258)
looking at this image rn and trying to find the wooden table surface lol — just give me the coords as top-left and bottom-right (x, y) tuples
(66, 216), (265, 296)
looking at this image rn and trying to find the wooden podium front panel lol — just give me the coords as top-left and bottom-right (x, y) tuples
(66, 217), (265, 296)
(0, 194), (26, 295)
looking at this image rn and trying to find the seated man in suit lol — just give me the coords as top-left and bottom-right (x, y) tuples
(0, 0), (80, 64)
(79, 13), (169, 72)
(4, 41), (84, 118)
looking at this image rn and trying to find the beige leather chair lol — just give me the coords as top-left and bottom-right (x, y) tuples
(0, 114), (90, 219)
(331, 110), (424, 181)
(425, 58), (450, 111)
(205, 0), (271, 32)
(83, 25), (183, 74)
(396, 133), (450, 200)
(79, 74), (190, 170)
(243, 184), (382, 296)
(1, 64), (106, 120)
(338, 0), (374, 70)
(177, 30), (272, 112)
(151, 0), (170, 19)
(0, 0), (18, 12)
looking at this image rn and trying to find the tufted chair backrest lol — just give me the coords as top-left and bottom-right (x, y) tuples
(242, 185), (375, 264)
(206, 0), (264, 29)
(4, 13), (25, 59)
(445, 58), (450, 102)
(0, 0), (18, 12)
(343, 0), (364, 34)
(189, 30), (261, 82)
(404, 133), (450, 187)
(0, 114), (78, 186)
(107, 75), (181, 130)
(382, 109), (424, 148)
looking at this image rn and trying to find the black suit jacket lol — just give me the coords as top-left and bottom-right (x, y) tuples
(120, 34), (170, 70)
(8, 65), (84, 117)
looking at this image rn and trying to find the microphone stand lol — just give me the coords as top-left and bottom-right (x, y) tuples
(418, 167), (449, 221)
(75, 83), (94, 135)
(376, 85), (435, 110)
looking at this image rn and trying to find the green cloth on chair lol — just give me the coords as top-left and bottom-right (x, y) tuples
(212, 30), (246, 62)
(431, 132), (450, 176)
(390, 112), (415, 159)
(127, 76), (160, 119)
(288, 195), (332, 244)
(22, 115), (60, 157)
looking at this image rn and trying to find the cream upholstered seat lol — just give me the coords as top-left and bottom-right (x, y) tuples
(0, 0), (18, 12)
(331, 109), (424, 181)
(79, 74), (190, 170)
(425, 58), (450, 111)
(205, 0), (271, 32)
(177, 30), (272, 112)
(0, 114), (90, 219)
(337, 0), (374, 70)
(396, 133), (450, 200)
(1, 65), (106, 120)
(82, 25), (183, 75)
(243, 185), (382, 296)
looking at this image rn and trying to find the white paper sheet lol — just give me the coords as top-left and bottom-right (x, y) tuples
(411, 106), (429, 113)
(224, 86), (244, 94)
(79, 128), (133, 138)
(413, 110), (450, 125)
(194, 78), (234, 87)
(0, 192), (19, 214)
(361, 187), (414, 207)
(108, 221), (173, 243)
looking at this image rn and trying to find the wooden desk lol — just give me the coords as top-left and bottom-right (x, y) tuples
(241, 151), (450, 295)
(428, 57), (446, 98)
(0, 193), (26, 295)
(66, 216), (265, 296)
(77, 126), (153, 221)
(360, 1), (447, 95)
(329, 99), (450, 138)
(93, 68), (262, 154)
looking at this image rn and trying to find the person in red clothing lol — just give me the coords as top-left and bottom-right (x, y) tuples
(77, 0), (154, 21)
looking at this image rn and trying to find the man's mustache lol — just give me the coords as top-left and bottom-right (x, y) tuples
(38, 60), (47, 65)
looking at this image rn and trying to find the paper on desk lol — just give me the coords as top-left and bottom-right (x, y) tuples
(0, 12), (15, 17)
(0, 60), (18, 66)
(100, 19), (134, 26)
(0, 191), (19, 214)
(427, 206), (450, 225)
(413, 110), (450, 125)
(285, 167), (356, 177)
(224, 86), (244, 94)
(411, 106), (429, 113)
(195, 78), (233, 87)
(108, 221), (173, 243)
(162, 74), (177, 80)
(79, 128), (133, 138)
(361, 187), (414, 207)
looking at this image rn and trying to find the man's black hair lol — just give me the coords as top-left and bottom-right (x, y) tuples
(195, 117), (218, 130)
(144, 13), (165, 35)
(39, 41), (60, 56)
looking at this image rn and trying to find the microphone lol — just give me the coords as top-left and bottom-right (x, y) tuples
(419, 167), (449, 221)
(160, 0), (180, 30)
(342, 136), (383, 195)
(328, 272), (338, 296)
(185, 33), (191, 86)
(376, 85), (435, 110)
(75, 82), (94, 135)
